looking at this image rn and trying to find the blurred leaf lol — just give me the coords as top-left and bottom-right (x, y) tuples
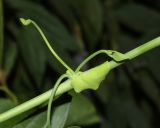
(97, 72), (115, 103)
(117, 3), (160, 33)
(107, 70), (151, 128)
(134, 69), (160, 110)
(51, 0), (76, 26)
(67, 126), (81, 128)
(13, 103), (70, 128)
(13, 66), (39, 102)
(6, 0), (80, 52)
(118, 33), (137, 52)
(52, 0), (103, 47)
(66, 93), (100, 126)
(17, 26), (46, 84)
(0, 99), (17, 128)
(13, 112), (46, 128)
(0, 0), (3, 68)
(0, 98), (16, 113)
(107, 89), (151, 128)
(71, 0), (103, 47)
(51, 103), (71, 128)
(4, 42), (17, 78)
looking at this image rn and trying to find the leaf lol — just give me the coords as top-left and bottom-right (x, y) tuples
(53, 0), (103, 47)
(134, 70), (160, 110)
(6, 0), (80, 52)
(4, 42), (17, 77)
(117, 3), (160, 33)
(13, 112), (46, 128)
(107, 71), (151, 128)
(17, 26), (46, 84)
(52, 0), (103, 47)
(107, 91), (151, 128)
(71, 0), (103, 47)
(118, 33), (137, 52)
(67, 126), (81, 128)
(12, 66), (40, 102)
(13, 103), (70, 128)
(66, 93), (100, 126)
(0, 98), (16, 113)
(51, 0), (76, 26)
(51, 103), (71, 128)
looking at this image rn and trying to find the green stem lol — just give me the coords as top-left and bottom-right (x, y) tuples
(0, 80), (72, 122)
(110, 36), (160, 69)
(0, 36), (160, 122)
(0, 0), (4, 69)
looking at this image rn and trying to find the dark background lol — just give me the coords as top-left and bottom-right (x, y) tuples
(0, 0), (160, 127)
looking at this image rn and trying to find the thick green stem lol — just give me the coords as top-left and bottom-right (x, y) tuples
(0, 0), (4, 69)
(0, 80), (72, 122)
(109, 37), (160, 69)
(0, 36), (160, 123)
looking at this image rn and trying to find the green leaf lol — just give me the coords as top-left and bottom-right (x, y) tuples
(13, 112), (46, 128)
(17, 26), (46, 84)
(51, 103), (71, 128)
(107, 71), (151, 128)
(13, 103), (70, 128)
(67, 126), (81, 128)
(66, 93), (100, 126)
(52, 0), (103, 48)
(0, 98), (16, 113)
(71, 0), (103, 47)
(4, 42), (17, 77)
(6, 0), (80, 52)
(118, 33), (137, 52)
(51, 0), (76, 26)
(12, 66), (39, 102)
(117, 3), (160, 33)
(134, 68), (160, 110)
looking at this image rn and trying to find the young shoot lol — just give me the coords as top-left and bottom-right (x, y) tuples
(20, 18), (131, 128)
(0, 18), (160, 128)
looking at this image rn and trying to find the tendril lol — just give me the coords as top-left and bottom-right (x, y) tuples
(44, 74), (69, 128)
(76, 50), (129, 72)
(20, 18), (74, 74)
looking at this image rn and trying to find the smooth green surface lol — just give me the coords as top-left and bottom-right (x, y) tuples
(66, 93), (100, 126)
(13, 112), (46, 128)
(51, 103), (70, 128)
